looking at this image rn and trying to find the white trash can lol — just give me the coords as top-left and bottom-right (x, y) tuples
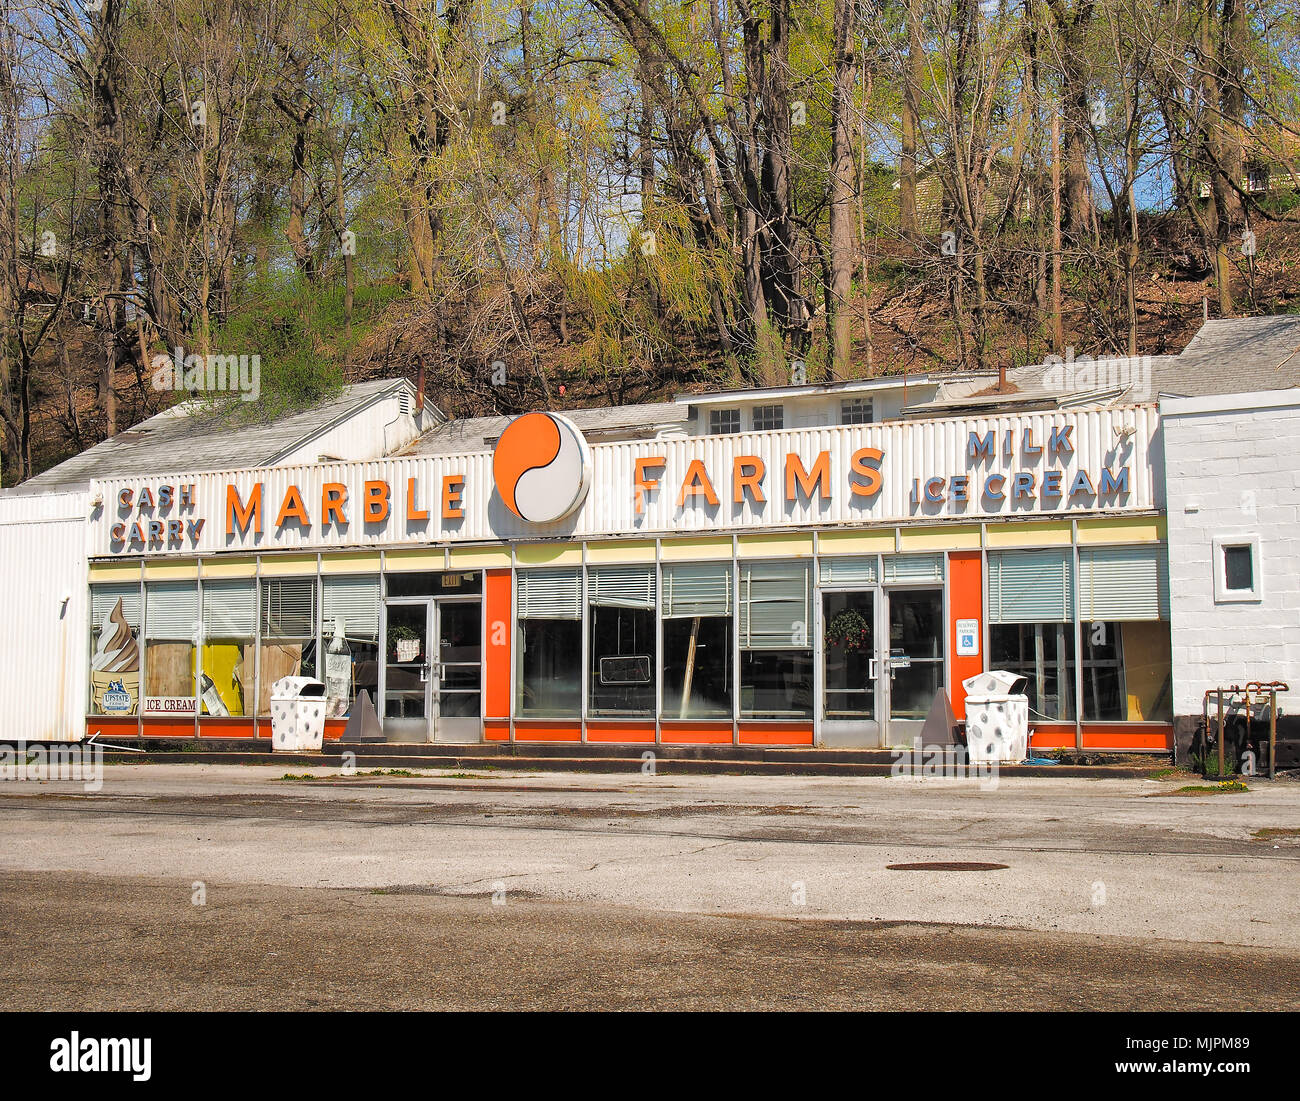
(270, 676), (328, 752)
(962, 671), (1030, 763)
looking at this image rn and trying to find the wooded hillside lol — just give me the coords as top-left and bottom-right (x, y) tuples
(3, 0), (1300, 483)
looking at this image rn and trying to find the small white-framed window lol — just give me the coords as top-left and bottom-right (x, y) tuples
(841, 397), (873, 424)
(752, 404), (784, 431)
(1213, 535), (1262, 602)
(709, 408), (741, 434)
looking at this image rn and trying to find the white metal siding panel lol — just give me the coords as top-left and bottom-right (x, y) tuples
(88, 405), (1161, 557)
(0, 492), (89, 740)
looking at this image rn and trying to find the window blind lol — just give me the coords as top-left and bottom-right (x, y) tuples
(740, 562), (811, 650)
(588, 565), (656, 609)
(1078, 545), (1169, 621)
(202, 580), (257, 638)
(819, 556), (878, 586)
(323, 575), (380, 642)
(145, 582), (200, 641)
(91, 583), (141, 631)
(516, 568), (582, 620)
(882, 554), (943, 583)
(261, 578), (317, 638)
(663, 564), (732, 618)
(988, 549), (1073, 623)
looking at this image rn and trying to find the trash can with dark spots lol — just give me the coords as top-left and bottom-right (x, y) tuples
(270, 676), (327, 752)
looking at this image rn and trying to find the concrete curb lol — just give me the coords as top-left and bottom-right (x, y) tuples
(90, 750), (1170, 779)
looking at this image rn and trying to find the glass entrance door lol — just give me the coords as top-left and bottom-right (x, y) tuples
(433, 599), (482, 743)
(819, 590), (881, 746)
(885, 588), (945, 744)
(381, 597), (483, 743)
(383, 600), (432, 741)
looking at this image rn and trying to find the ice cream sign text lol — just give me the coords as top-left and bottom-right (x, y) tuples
(109, 484), (206, 549)
(906, 426), (1130, 509)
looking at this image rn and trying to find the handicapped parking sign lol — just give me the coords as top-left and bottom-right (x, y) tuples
(956, 619), (979, 657)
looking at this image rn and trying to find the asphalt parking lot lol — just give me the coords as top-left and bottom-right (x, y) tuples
(2, 765), (1297, 1009)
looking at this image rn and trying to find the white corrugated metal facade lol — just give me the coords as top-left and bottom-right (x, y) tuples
(89, 404), (1161, 558)
(0, 492), (88, 741)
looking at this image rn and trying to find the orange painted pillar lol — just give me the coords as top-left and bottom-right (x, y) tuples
(483, 568), (512, 740)
(947, 551), (983, 721)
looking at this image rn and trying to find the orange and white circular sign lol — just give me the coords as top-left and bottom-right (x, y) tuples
(493, 412), (592, 523)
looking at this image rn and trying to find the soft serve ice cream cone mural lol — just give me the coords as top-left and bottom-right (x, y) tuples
(91, 598), (140, 714)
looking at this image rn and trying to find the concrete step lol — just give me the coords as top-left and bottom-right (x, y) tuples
(93, 749), (1165, 779)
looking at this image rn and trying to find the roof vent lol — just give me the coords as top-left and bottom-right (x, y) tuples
(399, 392), (411, 416)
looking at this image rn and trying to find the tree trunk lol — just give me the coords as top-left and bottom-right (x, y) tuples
(900, 0), (922, 237)
(827, 0), (856, 380)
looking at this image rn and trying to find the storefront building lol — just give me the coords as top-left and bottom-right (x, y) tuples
(51, 372), (1175, 753)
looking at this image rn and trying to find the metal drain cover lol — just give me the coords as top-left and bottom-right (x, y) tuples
(886, 861), (1009, 871)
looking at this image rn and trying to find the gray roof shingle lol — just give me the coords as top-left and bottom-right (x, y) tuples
(403, 401), (689, 456)
(13, 379), (413, 495)
(1155, 315), (1300, 396)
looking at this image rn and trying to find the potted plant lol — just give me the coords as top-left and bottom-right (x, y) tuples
(825, 608), (872, 651)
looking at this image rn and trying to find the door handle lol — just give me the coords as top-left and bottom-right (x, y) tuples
(869, 658), (878, 681)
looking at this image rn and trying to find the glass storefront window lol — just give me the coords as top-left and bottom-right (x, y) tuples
(1082, 621), (1172, 721)
(516, 568), (582, 717)
(740, 561), (813, 718)
(259, 578), (317, 714)
(989, 622), (1076, 721)
(822, 591), (874, 720)
(200, 579), (256, 717)
(663, 564), (733, 718)
(144, 582), (198, 715)
(89, 583), (142, 716)
(323, 575), (380, 717)
(588, 566), (656, 717)
(387, 571), (481, 598)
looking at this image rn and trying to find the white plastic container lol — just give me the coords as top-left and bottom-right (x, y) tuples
(269, 676), (327, 752)
(962, 671), (1030, 763)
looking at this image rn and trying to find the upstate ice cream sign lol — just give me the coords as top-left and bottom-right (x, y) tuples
(91, 599), (140, 714)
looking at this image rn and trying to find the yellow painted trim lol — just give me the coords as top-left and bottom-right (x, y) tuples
(257, 554), (319, 576)
(447, 545), (513, 569)
(585, 540), (657, 564)
(1076, 515), (1165, 544)
(985, 521), (1073, 548)
(660, 537), (734, 561)
(817, 529), (895, 555)
(515, 543), (583, 566)
(143, 560), (199, 581)
(88, 561), (142, 583)
(898, 525), (981, 551)
(737, 532), (814, 558)
(199, 557), (257, 579)
(383, 549), (445, 572)
(320, 552), (383, 575)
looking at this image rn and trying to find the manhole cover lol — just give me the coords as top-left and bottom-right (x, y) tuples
(886, 861), (1009, 872)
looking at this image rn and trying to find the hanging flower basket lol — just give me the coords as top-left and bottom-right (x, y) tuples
(825, 608), (872, 651)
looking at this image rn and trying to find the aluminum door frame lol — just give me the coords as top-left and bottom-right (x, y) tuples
(379, 597), (434, 742)
(431, 595), (483, 744)
(881, 584), (946, 747)
(815, 584), (883, 748)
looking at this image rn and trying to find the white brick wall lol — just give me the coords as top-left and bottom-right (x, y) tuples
(1163, 393), (1300, 718)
